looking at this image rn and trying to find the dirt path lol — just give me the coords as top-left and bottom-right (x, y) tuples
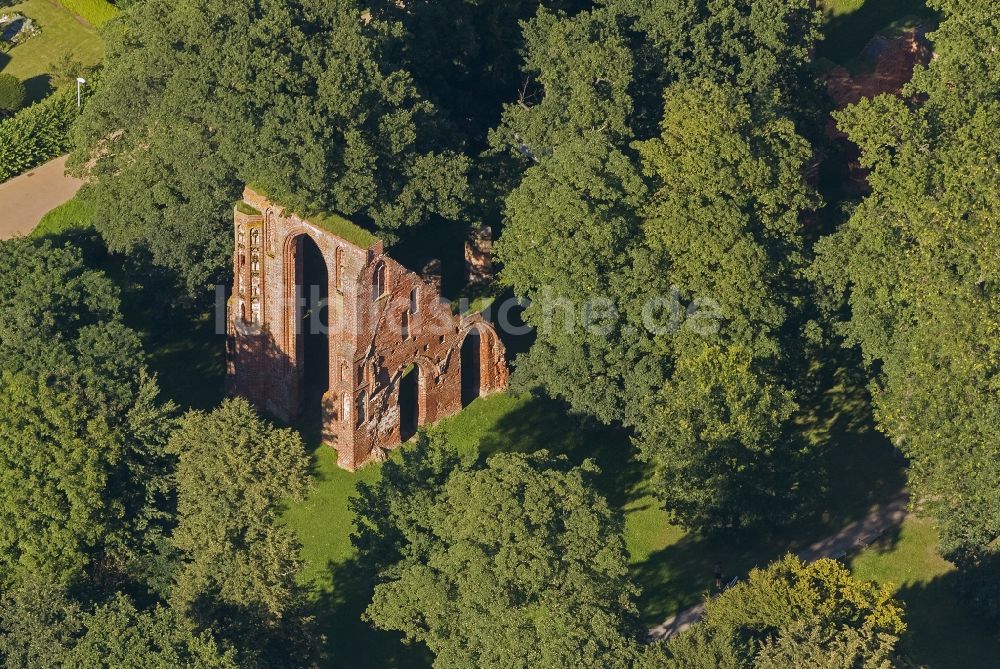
(0, 156), (83, 239)
(648, 493), (911, 640)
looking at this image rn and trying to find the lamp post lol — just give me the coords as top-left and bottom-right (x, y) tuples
(76, 77), (86, 110)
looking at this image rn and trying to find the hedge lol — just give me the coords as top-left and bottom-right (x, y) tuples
(0, 87), (82, 183)
(59, 0), (119, 27)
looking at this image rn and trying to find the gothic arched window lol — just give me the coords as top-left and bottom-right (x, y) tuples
(372, 262), (386, 301)
(356, 392), (367, 426)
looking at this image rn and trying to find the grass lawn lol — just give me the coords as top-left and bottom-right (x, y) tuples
(283, 369), (909, 667)
(851, 517), (1000, 668)
(31, 195), (95, 237)
(0, 0), (104, 104)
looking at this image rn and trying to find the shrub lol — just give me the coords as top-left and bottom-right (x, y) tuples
(0, 73), (25, 113)
(0, 86), (83, 182)
(59, 0), (119, 27)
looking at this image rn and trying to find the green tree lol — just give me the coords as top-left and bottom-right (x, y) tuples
(369, 0), (587, 146)
(0, 583), (238, 669)
(626, 82), (818, 531)
(0, 73), (25, 114)
(476, 5), (641, 227)
(48, 53), (98, 89)
(0, 371), (172, 587)
(168, 399), (311, 663)
(363, 447), (644, 669)
(0, 238), (174, 589)
(645, 556), (906, 668)
(491, 7), (638, 157)
(634, 342), (799, 531)
(72, 0), (468, 294)
(602, 0), (822, 123)
(494, 136), (648, 422)
(0, 577), (82, 669)
(351, 431), (466, 572)
(0, 237), (124, 377)
(66, 596), (238, 669)
(635, 81), (815, 357)
(812, 0), (1000, 570)
(495, 78), (819, 531)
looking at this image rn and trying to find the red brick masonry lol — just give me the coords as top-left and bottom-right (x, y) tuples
(226, 187), (508, 470)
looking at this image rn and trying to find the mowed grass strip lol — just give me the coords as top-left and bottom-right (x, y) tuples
(58, 0), (118, 27)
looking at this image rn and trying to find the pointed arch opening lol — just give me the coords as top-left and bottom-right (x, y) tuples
(399, 364), (419, 442)
(461, 328), (483, 407)
(295, 234), (330, 419)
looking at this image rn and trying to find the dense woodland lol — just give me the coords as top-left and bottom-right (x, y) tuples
(0, 0), (998, 667)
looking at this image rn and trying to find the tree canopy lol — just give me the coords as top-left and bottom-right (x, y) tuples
(168, 398), (312, 665)
(359, 441), (645, 669)
(644, 556), (907, 668)
(492, 4), (823, 530)
(0, 581), (237, 669)
(813, 0), (1000, 569)
(72, 0), (469, 294)
(0, 238), (174, 589)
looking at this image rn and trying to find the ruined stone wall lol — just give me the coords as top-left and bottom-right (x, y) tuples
(350, 254), (508, 465)
(227, 187), (508, 471)
(824, 28), (933, 193)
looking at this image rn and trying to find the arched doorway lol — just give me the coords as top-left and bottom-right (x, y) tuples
(461, 328), (482, 407)
(399, 364), (419, 442)
(296, 235), (329, 419)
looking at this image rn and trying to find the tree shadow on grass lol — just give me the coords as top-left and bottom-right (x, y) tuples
(29, 227), (229, 412)
(774, 360), (906, 564)
(632, 358), (908, 626)
(797, 363), (907, 532)
(115, 273), (227, 411)
(632, 501), (908, 627)
(309, 557), (431, 669)
(21, 73), (53, 105)
(894, 566), (1000, 668)
(473, 392), (646, 517)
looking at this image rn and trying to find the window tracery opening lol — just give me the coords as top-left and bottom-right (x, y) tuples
(335, 247), (344, 290)
(372, 262), (386, 301)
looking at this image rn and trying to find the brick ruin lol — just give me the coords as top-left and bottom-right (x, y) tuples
(824, 26), (933, 192)
(226, 187), (508, 470)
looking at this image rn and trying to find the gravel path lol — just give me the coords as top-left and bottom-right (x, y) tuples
(648, 493), (911, 640)
(0, 155), (83, 239)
